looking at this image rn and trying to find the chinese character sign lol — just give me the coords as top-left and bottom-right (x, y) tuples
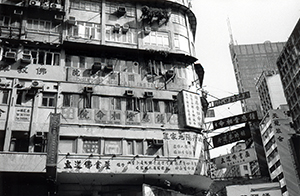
(211, 91), (250, 107)
(46, 113), (60, 167)
(212, 125), (251, 148)
(212, 111), (258, 129)
(181, 90), (203, 129)
(212, 148), (257, 169)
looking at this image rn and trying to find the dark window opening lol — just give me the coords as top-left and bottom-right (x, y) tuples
(10, 131), (29, 152)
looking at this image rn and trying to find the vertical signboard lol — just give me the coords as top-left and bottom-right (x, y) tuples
(46, 113), (60, 181)
(178, 90), (203, 129)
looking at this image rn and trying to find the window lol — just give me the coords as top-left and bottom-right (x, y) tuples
(82, 139), (99, 153)
(174, 34), (189, 52)
(59, 138), (76, 153)
(105, 25), (137, 44)
(68, 22), (101, 40)
(127, 140), (134, 155)
(105, 3), (135, 17)
(70, 0), (101, 11)
(243, 165), (248, 171)
(153, 100), (160, 112)
(79, 94), (91, 109)
(165, 100), (178, 114)
(42, 93), (56, 107)
(10, 131), (29, 152)
(126, 97), (140, 111)
(26, 49), (60, 66)
(0, 15), (20, 28)
(27, 19), (59, 33)
(63, 94), (72, 107)
(111, 97), (121, 110)
(141, 99), (153, 113)
(144, 31), (170, 48)
(104, 139), (122, 155)
(136, 140), (144, 155)
(16, 90), (34, 106)
(0, 90), (9, 104)
(171, 12), (186, 26)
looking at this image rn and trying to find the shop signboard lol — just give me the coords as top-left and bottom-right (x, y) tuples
(212, 148), (257, 169)
(212, 111), (258, 130)
(210, 91), (250, 108)
(212, 125), (251, 148)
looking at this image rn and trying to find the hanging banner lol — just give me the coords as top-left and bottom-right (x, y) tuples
(210, 91), (250, 108)
(212, 111), (258, 130)
(212, 148), (257, 169)
(212, 125), (251, 148)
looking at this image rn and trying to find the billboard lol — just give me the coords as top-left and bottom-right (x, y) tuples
(212, 125), (251, 148)
(210, 91), (250, 108)
(212, 111), (258, 130)
(212, 148), (257, 169)
(178, 90), (203, 129)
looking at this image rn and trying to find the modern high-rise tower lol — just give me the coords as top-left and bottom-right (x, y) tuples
(276, 19), (300, 133)
(0, 0), (211, 195)
(229, 42), (285, 119)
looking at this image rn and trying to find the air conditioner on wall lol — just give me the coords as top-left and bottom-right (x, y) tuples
(13, 10), (23, 15)
(31, 80), (44, 89)
(50, 3), (62, 10)
(144, 91), (153, 97)
(117, 6), (126, 15)
(66, 16), (76, 25)
(113, 24), (121, 33)
(144, 27), (151, 35)
(124, 90), (134, 96)
(4, 51), (17, 61)
(152, 139), (163, 146)
(54, 15), (63, 21)
(0, 78), (8, 86)
(84, 86), (93, 93)
(122, 24), (129, 34)
(29, 0), (41, 7)
(21, 53), (32, 63)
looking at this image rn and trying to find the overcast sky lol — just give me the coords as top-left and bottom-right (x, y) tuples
(191, 0), (300, 157)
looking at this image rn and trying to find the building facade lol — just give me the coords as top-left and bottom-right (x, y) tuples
(259, 105), (300, 196)
(226, 182), (282, 196)
(0, 0), (211, 195)
(256, 70), (287, 117)
(229, 41), (285, 119)
(276, 19), (300, 132)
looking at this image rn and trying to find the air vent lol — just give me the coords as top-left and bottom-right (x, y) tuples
(50, 3), (62, 10)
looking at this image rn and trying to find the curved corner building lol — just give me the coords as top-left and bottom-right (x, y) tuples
(0, 0), (212, 195)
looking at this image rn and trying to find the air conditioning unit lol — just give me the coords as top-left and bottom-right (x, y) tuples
(144, 27), (151, 35)
(117, 6), (126, 16)
(122, 24), (129, 34)
(42, 2), (50, 9)
(84, 86), (93, 93)
(4, 51), (17, 61)
(29, 0), (41, 7)
(105, 64), (113, 71)
(124, 90), (134, 96)
(14, 10), (23, 15)
(31, 80), (44, 89)
(21, 53), (32, 63)
(144, 91), (153, 97)
(54, 15), (63, 21)
(0, 78), (8, 86)
(50, 3), (62, 10)
(66, 16), (76, 25)
(113, 23), (121, 33)
(152, 139), (163, 146)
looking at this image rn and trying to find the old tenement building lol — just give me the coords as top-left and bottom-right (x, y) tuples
(0, 0), (211, 195)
